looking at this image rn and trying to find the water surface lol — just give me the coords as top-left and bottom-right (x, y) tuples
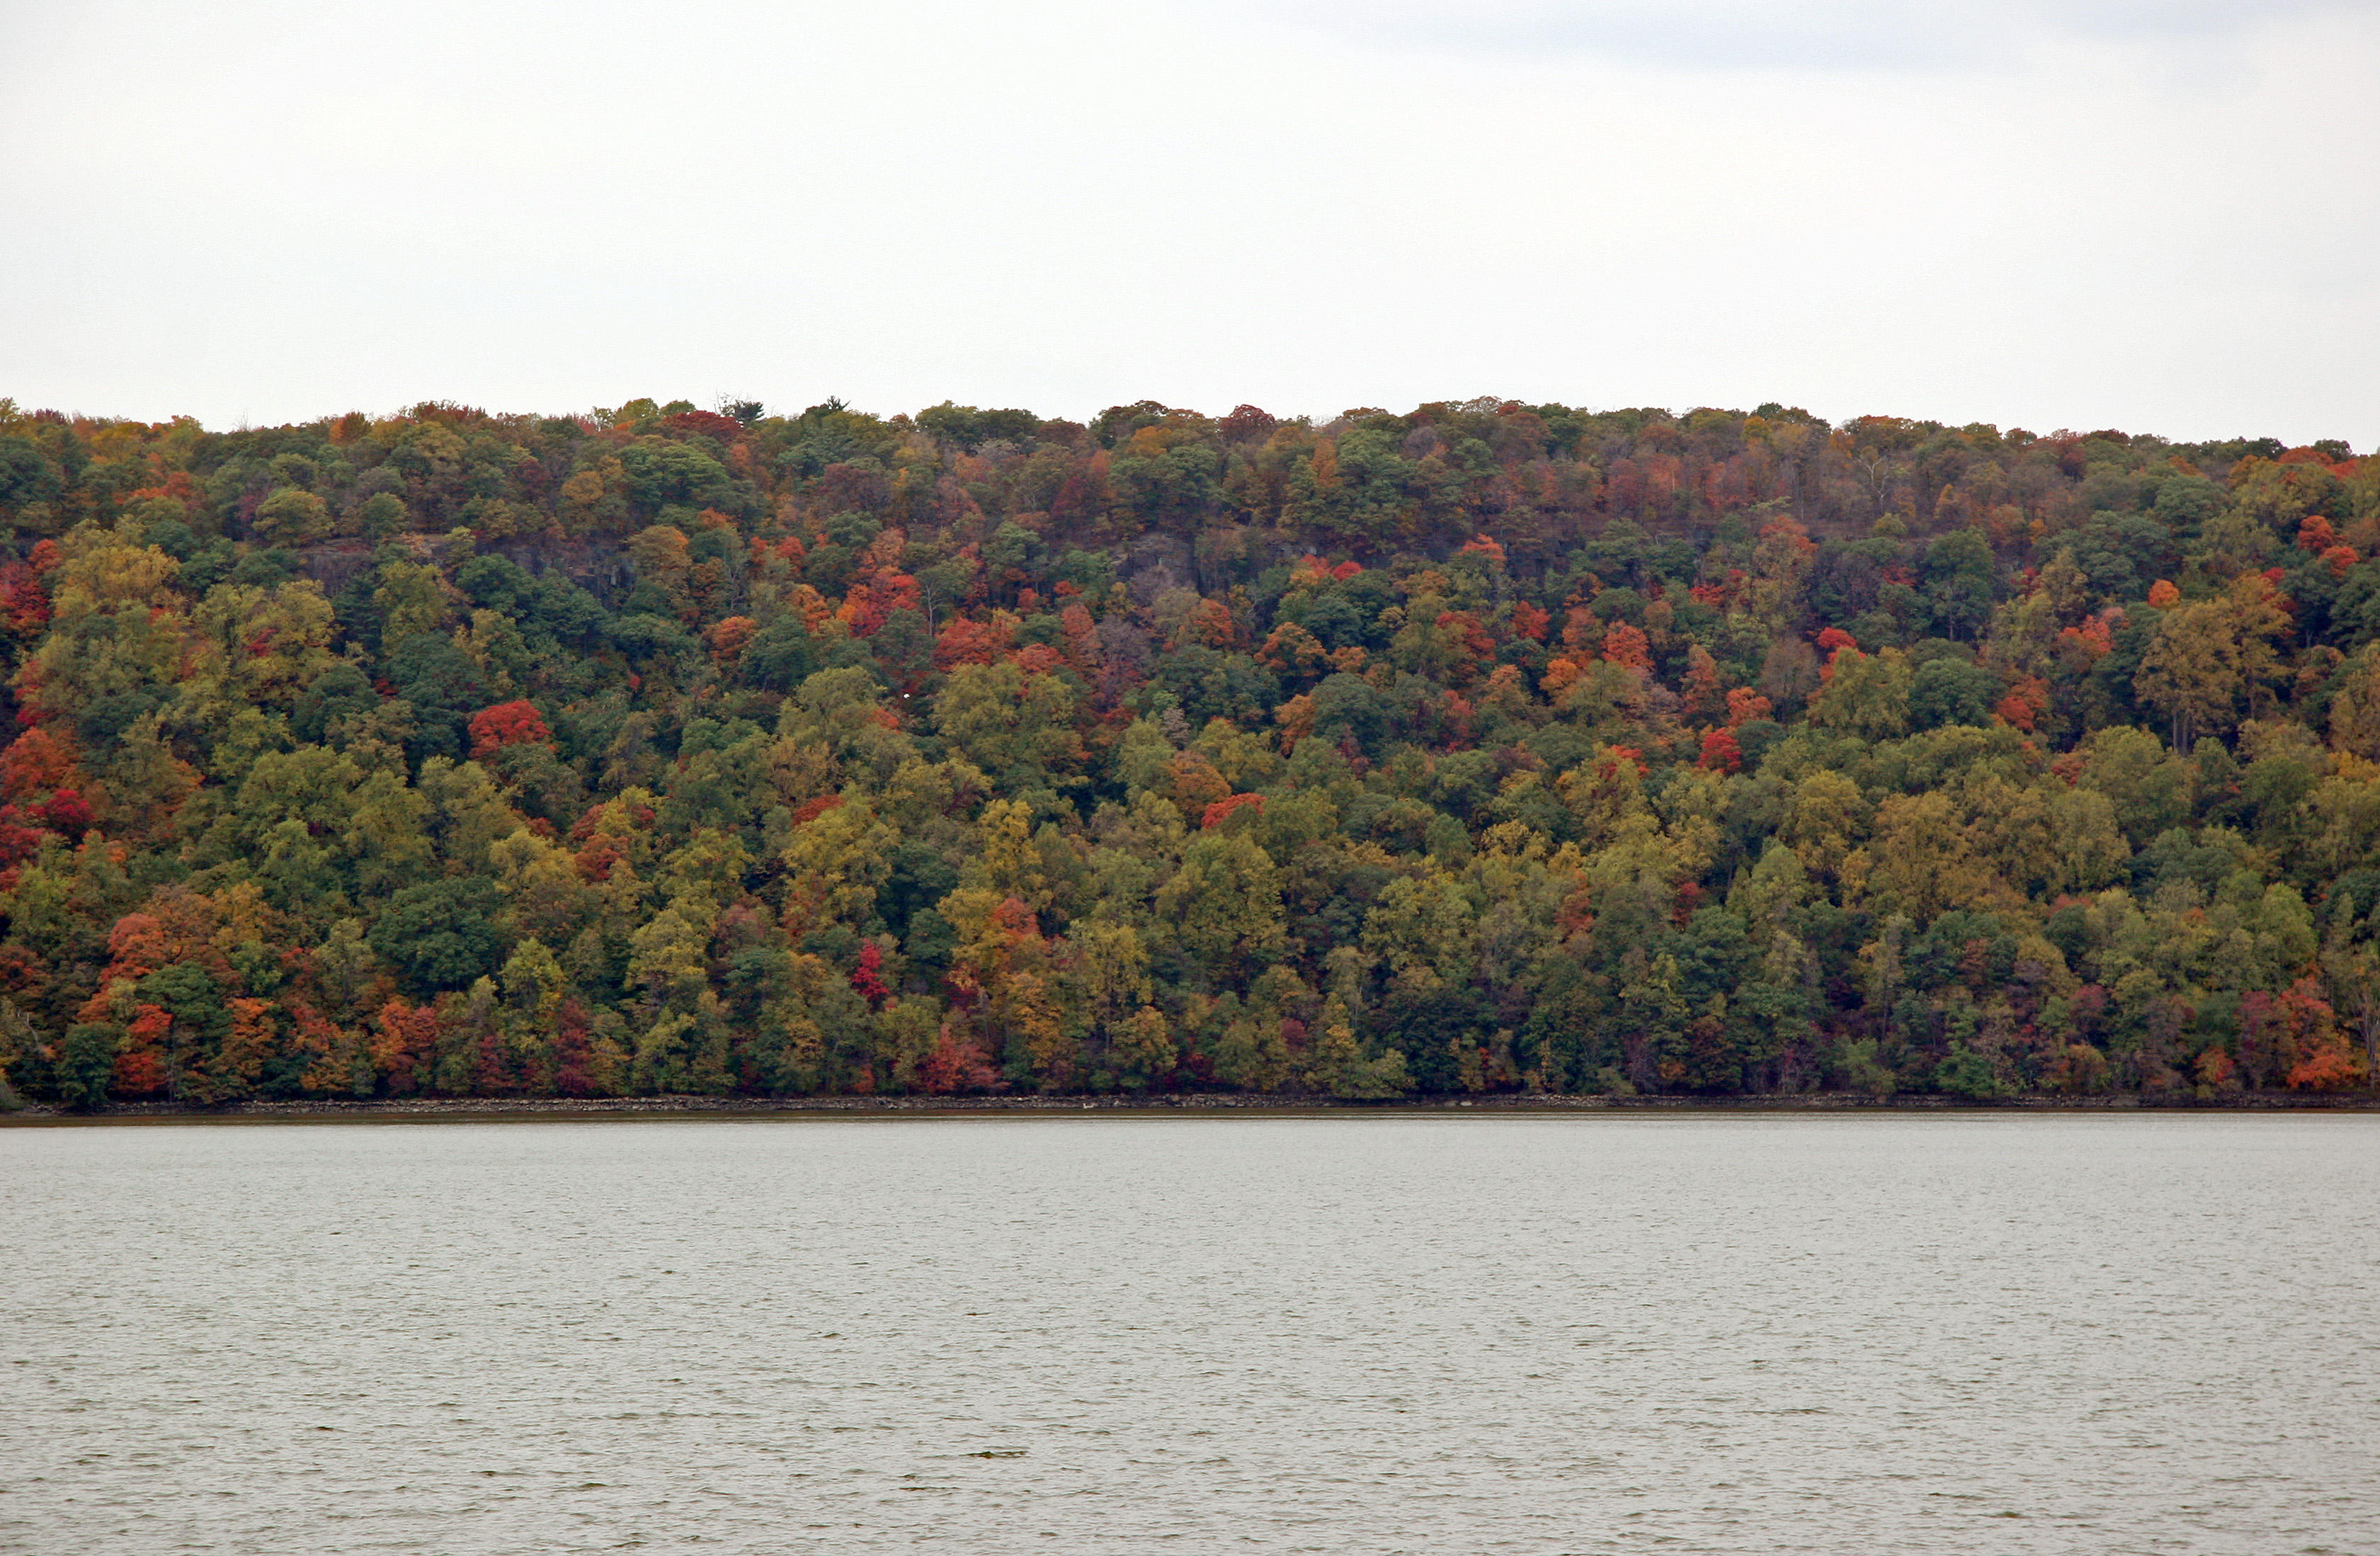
(3, 1115), (2374, 1553)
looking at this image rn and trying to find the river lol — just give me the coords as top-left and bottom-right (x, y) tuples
(3, 1114), (2374, 1553)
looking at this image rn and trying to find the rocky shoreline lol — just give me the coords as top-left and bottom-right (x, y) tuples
(5, 1091), (2373, 1123)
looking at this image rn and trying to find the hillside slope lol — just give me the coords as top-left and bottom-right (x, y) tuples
(1, 394), (2374, 1106)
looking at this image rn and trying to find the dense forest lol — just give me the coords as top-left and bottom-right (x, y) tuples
(0, 392), (2374, 1109)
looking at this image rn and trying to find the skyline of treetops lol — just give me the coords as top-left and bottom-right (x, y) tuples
(0, 392), (2375, 1108)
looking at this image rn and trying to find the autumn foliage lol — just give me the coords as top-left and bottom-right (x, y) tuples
(469, 700), (552, 760)
(0, 394), (2371, 1108)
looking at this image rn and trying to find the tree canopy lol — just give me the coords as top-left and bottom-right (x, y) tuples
(0, 393), (2373, 1107)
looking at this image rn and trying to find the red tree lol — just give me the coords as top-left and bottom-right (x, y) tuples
(37, 788), (92, 839)
(850, 943), (890, 1009)
(469, 700), (552, 761)
(1200, 793), (1266, 829)
(1697, 728), (1743, 773)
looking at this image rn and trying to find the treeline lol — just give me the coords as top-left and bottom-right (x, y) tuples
(0, 392), (2374, 1108)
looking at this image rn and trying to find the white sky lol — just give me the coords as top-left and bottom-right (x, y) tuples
(1, 0), (2374, 444)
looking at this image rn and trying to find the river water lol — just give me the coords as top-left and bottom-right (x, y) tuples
(2, 1115), (2374, 1554)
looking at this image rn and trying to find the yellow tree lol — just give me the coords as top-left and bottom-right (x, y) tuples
(2076, 725), (2190, 846)
(2134, 576), (2291, 752)
(1781, 769), (1871, 898)
(16, 522), (183, 724)
(2328, 647), (2380, 759)
(627, 524), (694, 618)
(933, 661), (1086, 795)
(1864, 791), (2008, 919)
(1806, 646), (1912, 742)
(1060, 920), (1152, 1060)
(1361, 868), (1478, 992)
(975, 797), (1051, 910)
(779, 795), (895, 936)
(1156, 831), (1286, 983)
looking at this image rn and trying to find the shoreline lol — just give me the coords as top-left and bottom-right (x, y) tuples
(4, 1091), (2374, 1125)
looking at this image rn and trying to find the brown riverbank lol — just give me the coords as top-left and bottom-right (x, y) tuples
(4, 1091), (2373, 1123)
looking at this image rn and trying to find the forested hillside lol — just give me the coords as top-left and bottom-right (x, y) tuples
(0, 393), (2374, 1108)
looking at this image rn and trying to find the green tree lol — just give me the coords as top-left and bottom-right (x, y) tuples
(370, 878), (507, 994)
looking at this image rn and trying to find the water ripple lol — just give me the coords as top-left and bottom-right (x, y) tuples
(1, 1115), (2374, 1554)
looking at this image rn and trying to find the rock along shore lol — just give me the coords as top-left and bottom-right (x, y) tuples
(4, 1091), (2372, 1123)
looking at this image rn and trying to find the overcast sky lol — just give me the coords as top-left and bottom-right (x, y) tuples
(2, 0), (2374, 443)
